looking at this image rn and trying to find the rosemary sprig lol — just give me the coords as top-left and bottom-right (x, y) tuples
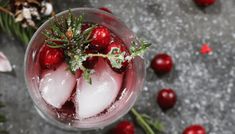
(131, 108), (164, 134)
(43, 11), (151, 83)
(0, 12), (34, 45)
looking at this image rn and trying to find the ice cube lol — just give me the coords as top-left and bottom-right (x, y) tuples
(39, 63), (76, 109)
(0, 52), (12, 72)
(75, 59), (124, 119)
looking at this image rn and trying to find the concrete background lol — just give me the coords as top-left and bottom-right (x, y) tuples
(1, 0), (235, 133)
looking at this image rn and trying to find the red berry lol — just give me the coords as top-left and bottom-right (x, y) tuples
(105, 41), (129, 73)
(183, 125), (206, 134)
(75, 69), (83, 78)
(90, 26), (111, 50)
(39, 45), (64, 69)
(99, 7), (112, 14)
(194, 0), (216, 6)
(200, 43), (212, 55)
(82, 49), (98, 69)
(111, 120), (135, 134)
(151, 53), (173, 75)
(157, 88), (177, 111)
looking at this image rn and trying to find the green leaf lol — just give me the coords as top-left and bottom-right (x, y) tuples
(67, 10), (72, 27)
(72, 15), (83, 37)
(145, 119), (164, 132)
(130, 40), (151, 57)
(131, 108), (165, 134)
(82, 68), (92, 84)
(141, 114), (151, 120)
(152, 120), (164, 132)
(131, 108), (155, 134)
(51, 24), (65, 38)
(83, 24), (96, 41)
(107, 48), (126, 69)
(0, 13), (34, 45)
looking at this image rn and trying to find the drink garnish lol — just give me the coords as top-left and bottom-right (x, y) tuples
(42, 10), (150, 84)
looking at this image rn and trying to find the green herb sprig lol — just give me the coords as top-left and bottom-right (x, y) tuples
(131, 108), (164, 134)
(0, 0), (34, 45)
(43, 11), (151, 83)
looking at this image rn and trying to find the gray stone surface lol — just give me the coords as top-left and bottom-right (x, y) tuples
(1, 0), (235, 133)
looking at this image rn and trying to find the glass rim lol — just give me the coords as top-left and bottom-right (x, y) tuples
(24, 7), (146, 130)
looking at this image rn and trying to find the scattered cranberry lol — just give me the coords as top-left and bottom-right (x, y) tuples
(200, 43), (212, 55)
(151, 53), (173, 75)
(110, 120), (135, 134)
(39, 45), (64, 69)
(157, 88), (177, 111)
(194, 0), (216, 6)
(105, 41), (129, 73)
(105, 41), (125, 54)
(183, 125), (206, 134)
(99, 7), (112, 14)
(90, 26), (111, 50)
(82, 49), (98, 69)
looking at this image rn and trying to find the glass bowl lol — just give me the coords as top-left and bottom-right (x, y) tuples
(24, 8), (145, 130)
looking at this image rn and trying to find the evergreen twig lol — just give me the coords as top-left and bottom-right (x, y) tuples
(0, 13), (34, 45)
(131, 108), (164, 134)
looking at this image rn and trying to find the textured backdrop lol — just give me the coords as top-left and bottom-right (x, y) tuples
(1, 0), (235, 133)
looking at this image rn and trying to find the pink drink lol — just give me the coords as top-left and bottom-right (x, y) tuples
(25, 8), (145, 130)
(38, 32), (134, 120)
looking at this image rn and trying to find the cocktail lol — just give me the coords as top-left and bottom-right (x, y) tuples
(24, 8), (149, 130)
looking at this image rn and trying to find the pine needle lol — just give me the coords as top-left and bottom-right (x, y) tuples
(0, 13), (34, 45)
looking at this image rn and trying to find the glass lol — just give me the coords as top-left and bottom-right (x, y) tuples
(24, 8), (145, 130)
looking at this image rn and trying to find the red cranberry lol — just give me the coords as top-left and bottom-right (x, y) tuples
(110, 120), (135, 134)
(75, 69), (83, 78)
(82, 49), (98, 69)
(90, 26), (111, 50)
(99, 7), (112, 14)
(151, 53), (173, 75)
(39, 45), (64, 69)
(105, 41), (125, 54)
(105, 41), (129, 73)
(183, 125), (206, 134)
(194, 0), (216, 6)
(157, 88), (177, 111)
